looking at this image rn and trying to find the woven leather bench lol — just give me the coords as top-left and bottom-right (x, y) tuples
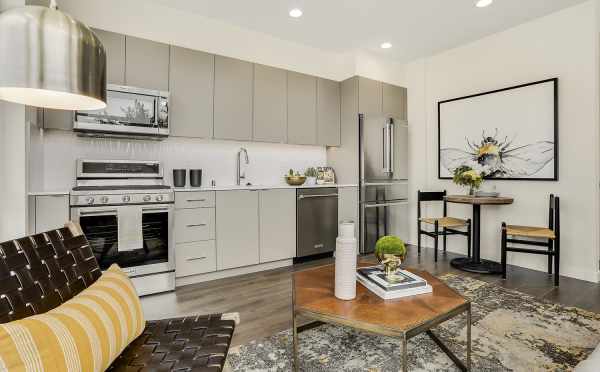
(0, 223), (236, 371)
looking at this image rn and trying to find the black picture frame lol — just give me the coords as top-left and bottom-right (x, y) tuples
(437, 78), (559, 181)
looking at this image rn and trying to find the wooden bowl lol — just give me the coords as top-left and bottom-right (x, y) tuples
(285, 175), (306, 186)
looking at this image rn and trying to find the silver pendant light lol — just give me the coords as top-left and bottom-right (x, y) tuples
(0, 0), (106, 110)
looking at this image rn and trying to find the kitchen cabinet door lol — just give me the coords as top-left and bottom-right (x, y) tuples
(338, 187), (359, 239)
(358, 76), (382, 115)
(43, 109), (73, 130)
(287, 71), (317, 145)
(214, 56), (254, 141)
(317, 78), (341, 146)
(253, 64), (287, 143)
(125, 36), (170, 91)
(32, 195), (70, 233)
(216, 190), (259, 270)
(259, 189), (296, 263)
(169, 46), (214, 138)
(382, 83), (407, 120)
(92, 28), (125, 85)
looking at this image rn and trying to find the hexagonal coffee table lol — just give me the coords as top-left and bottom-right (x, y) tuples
(291, 263), (471, 372)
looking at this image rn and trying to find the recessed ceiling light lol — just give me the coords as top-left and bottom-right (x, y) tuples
(380, 42), (392, 49)
(289, 8), (303, 18)
(475, 0), (493, 8)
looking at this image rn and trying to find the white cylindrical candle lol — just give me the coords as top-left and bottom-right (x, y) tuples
(335, 220), (357, 300)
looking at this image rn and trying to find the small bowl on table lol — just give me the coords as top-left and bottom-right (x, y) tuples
(285, 175), (306, 186)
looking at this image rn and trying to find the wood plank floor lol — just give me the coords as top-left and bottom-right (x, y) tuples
(140, 246), (600, 346)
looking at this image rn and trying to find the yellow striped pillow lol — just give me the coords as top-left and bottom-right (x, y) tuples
(0, 264), (145, 372)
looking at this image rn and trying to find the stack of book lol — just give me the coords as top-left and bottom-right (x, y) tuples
(356, 266), (433, 300)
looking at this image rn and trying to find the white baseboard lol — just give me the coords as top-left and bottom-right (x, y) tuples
(175, 259), (293, 287)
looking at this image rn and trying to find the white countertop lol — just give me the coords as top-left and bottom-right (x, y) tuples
(173, 183), (357, 192)
(28, 190), (70, 196)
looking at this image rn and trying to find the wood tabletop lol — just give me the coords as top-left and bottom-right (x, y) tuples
(293, 263), (468, 336)
(445, 195), (514, 205)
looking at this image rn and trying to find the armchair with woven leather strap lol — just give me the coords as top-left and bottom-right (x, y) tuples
(0, 222), (236, 371)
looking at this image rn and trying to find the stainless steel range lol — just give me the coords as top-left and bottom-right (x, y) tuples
(70, 159), (175, 296)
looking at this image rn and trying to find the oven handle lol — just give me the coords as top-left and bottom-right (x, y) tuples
(142, 206), (172, 213)
(78, 209), (118, 216)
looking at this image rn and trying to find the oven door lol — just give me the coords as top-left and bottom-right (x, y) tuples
(71, 204), (174, 277)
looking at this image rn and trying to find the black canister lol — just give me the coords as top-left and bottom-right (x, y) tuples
(173, 169), (186, 187)
(190, 169), (202, 187)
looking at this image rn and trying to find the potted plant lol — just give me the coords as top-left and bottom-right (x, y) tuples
(285, 169), (306, 186)
(374, 236), (407, 277)
(304, 167), (318, 185)
(453, 165), (484, 195)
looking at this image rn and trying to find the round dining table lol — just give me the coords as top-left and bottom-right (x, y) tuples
(444, 195), (514, 274)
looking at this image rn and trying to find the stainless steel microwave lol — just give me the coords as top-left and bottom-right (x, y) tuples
(74, 84), (169, 139)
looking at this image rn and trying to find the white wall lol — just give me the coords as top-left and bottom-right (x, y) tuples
(405, 1), (599, 282)
(35, 130), (326, 191)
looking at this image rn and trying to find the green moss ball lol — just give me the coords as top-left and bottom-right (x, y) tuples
(374, 236), (406, 257)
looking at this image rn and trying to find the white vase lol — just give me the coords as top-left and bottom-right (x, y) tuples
(335, 221), (357, 300)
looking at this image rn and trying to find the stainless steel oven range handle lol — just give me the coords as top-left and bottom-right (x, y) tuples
(186, 256), (207, 262)
(142, 207), (172, 213)
(78, 209), (118, 216)
(298, 193), (339, 199)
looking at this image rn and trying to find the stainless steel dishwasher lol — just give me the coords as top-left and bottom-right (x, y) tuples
(296, 187), (338, 258)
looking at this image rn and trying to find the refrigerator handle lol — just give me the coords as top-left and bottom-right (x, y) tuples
(382, 127), (388, 172)
(389, 122), (395, 174)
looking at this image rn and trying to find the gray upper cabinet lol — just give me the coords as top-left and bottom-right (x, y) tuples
(214, 56), (254, 141)
(169, 46), (214, 138)
(125, 36), (170, 91)
(382, 83), (407, 120)
(92, 28), (125, 85)
(358, 77), (382, 114)
(253, 64), (287, 143)
(317, 78), (341, 146)
(287, 71), (317, 145)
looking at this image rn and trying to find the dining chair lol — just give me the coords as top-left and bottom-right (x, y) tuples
(501, 194), (560, 286)
(418, 190), (471, 262)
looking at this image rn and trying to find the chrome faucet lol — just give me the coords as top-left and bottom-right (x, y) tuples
(236, 147), (249, 185)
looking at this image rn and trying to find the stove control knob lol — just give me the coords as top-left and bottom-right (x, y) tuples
(143, 195), (152, 202)
(156, 195), (164, 202)
(101, 196), (109, 204)
(85, 197), (94, 205)
(122, 195), (131, 203)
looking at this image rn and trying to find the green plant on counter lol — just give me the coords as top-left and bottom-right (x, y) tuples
(374, 236), (406, 259)
(286, 169), (301, 177)
(304, 167), (318, 177)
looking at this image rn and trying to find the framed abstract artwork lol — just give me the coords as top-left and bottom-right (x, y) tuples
(438, 78), (558, 181)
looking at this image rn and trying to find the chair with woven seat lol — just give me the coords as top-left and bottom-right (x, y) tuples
(501, 194), (560, 286)
(418, 190), (471, 262)
(0, 222), (237, 371)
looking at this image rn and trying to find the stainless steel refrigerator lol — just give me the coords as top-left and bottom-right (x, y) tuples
(359, 113), (409, 254)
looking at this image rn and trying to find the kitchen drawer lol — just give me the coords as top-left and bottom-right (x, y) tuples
(175, 191), (215, 209)
(176, 240), (216, 277)
(175, 208), (215, 243)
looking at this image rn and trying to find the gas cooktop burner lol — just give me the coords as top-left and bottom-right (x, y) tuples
(72, 185), (172, 191)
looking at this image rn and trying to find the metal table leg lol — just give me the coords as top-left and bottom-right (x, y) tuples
(467, 304), (472, 371)
(292, 278), (299, 372)
(402, 333), (408, 372)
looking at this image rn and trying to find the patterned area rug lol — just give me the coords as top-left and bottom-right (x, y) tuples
(227, 273), (600, 371)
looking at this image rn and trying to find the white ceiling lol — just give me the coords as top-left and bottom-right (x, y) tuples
(148, 0), (588, 63)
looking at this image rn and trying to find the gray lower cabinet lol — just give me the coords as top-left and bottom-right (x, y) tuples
(176, 240), (217, 278)
(287, 71), (317, 145)
(125, 36), (170, 91)
(317, 78), (341, 146)
(253, 64), (287, 143)
(338, 187), (359, 239)
(92, 28), (126, 85)
(259, 189), (296, 263)
(216, 190), (259, 270)
(214, 56), (254, 141)
(43, 109), (73, 130)
(358, 76), (382, 115)
(29, 195), (70, 233)
(382, 83), (407, 120)
(169, 46), (214, 138)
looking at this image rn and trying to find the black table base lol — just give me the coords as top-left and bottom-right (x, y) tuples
(450, 257), (503, 274)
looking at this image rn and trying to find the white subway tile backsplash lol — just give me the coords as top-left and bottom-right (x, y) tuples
(37, 130), (326, 190)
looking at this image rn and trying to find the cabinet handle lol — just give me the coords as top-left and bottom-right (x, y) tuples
(186, 199), (206, 202)
(186, 223), (207, 228)
(186, 256), (207, 262)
